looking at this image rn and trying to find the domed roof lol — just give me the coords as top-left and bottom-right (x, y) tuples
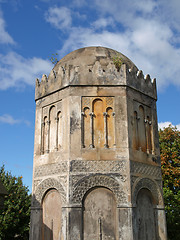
(47, 46), (138, 88)
(36, 46), (156, 100)
(55, 46), (137, 71)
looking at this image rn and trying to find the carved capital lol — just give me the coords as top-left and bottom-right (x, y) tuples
(89, 112), (95, 117)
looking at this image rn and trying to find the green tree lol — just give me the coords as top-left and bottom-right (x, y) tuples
(159, 125), (180, 240)
(0, 166), (31, 240)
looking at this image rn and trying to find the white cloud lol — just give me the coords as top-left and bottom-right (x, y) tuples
(158, 122), (180, 131)
(92, 17), (114, 29)
(0, 114), (30, 126)
(46, 0), (180, 90)
(0, 51), (52, 90)
(45, 6), (72, 29)
(0, 10), (15, 44)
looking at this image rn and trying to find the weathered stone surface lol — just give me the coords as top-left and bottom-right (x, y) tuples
(30, 46), (167, 240)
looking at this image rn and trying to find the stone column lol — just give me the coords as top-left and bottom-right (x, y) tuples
(118, 207), (133, 240)
(68, 206), (83, 240)
(29, 207), (42, 240)
(156, 208), (168, 240)
(89, 112), (95, 148)
(103, 112), (108, 148)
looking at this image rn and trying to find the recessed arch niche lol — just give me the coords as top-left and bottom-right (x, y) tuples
(133, 188), (157, 240)
(83, 187), (118, 240)
(93, 98), (105, 148)
(49, 106), (56, 151)
(42, 188), (62, 240)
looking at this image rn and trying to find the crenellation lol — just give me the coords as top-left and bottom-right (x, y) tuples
(137, 69), (144, 78)
(41, 74), (48, 82)
(35, 61), (157, 101)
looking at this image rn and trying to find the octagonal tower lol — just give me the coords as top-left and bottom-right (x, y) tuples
(30, 47), (167, 240)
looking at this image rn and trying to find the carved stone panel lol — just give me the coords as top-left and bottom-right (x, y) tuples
(71, 160), (126, 173)
(34, 162), (68, 178)
(130, 161), (162, 179)
(34, 178), (66, 207)
(71, 174), (127, 205)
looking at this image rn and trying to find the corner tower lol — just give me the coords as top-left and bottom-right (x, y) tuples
(30, 47), (167, 240)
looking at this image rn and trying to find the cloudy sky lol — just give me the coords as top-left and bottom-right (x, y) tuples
(0, 0), (179, 191)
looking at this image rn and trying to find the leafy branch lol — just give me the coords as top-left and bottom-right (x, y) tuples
(112, 55), (123, 72)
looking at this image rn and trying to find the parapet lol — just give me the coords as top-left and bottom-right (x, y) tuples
(35, 47), (157, 100)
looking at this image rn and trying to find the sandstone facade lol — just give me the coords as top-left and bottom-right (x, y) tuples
(30, 47), (167, 240)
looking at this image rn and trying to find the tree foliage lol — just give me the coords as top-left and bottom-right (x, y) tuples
(0, 166), (31, 240)
(159, 125), (180, 240)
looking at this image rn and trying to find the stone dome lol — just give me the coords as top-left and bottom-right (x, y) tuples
(55, 46), (137, 71)
(49, 46), (138, 87)
(36, 46), (156, 100)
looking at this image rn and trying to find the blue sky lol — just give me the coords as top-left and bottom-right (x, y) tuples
(0, 0), (180, 191)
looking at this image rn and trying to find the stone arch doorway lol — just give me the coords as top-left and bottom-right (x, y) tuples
(83, 187), (118, 240)
(134, 188), (157, 240)
(42, 188), (62, 240)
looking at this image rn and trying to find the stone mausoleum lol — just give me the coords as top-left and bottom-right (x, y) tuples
(30, 47), (167, 240)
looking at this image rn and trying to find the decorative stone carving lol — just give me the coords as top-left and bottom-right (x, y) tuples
(71, 174), (85, 187)
(33, 179), (42, 192)
(33, 178), (66, 207)
(34, 162), (68, 178)
(58, 176), (68, 191)
(131, 161), (161, 179)
(71, 160), (126, 173)
(131, 176), (138, 187)
(132, 177), (163, 206)
(71, 174), (127, 205)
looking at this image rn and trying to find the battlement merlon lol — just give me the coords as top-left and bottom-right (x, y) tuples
(35, 63), (157, 101)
